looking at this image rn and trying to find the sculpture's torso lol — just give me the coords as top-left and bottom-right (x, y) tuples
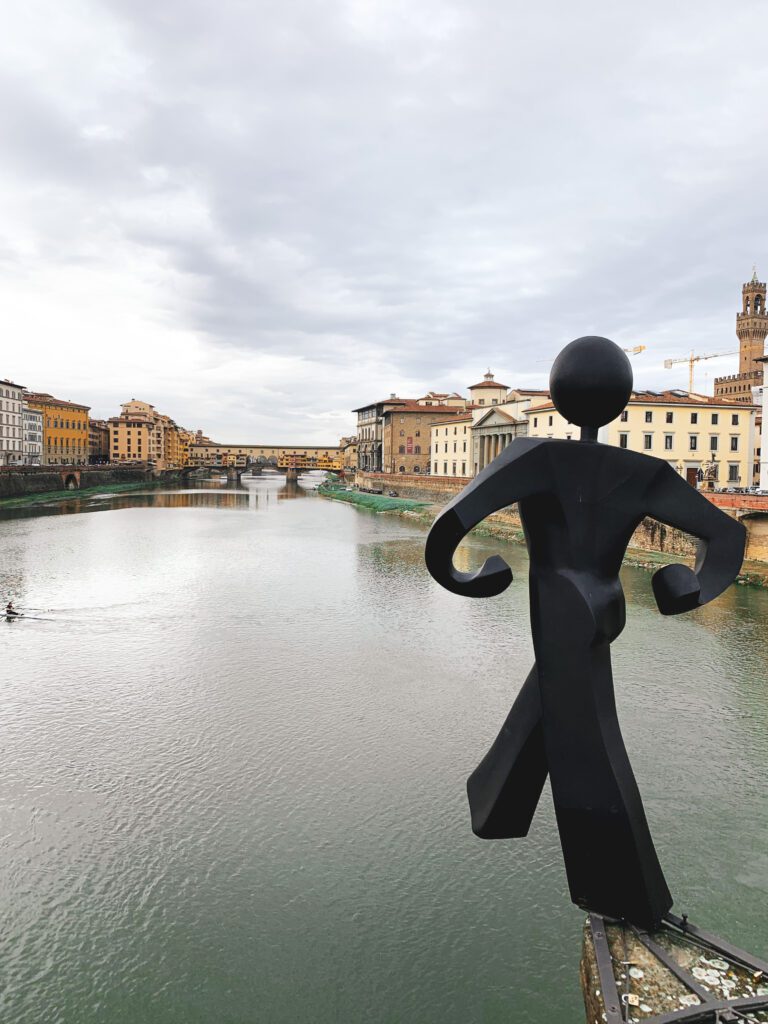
(518, 440), (662, 644)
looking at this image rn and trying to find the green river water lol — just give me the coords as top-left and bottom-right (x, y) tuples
(0, 476), (766, 1023)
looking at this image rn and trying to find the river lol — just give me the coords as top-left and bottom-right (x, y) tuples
(0, 476), (766, 1024)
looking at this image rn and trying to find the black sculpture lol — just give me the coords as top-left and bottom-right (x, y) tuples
(425, 337), (745, 929)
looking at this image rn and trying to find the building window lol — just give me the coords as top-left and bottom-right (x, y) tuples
(414, 445), (420, 454)
(711, 413), (719, 425)
(728, 464), (739, 482)
(413, 465), (420, 473)
(730, 436), (738, 451)
(399, 465), (405, 473)
(664, 435), (673, 450)
(731, 413), (739, 426)
(689, 435), (698, 450)
(691, 412), (698, 424)
(645, 411), (653, 423)
(398, 445), (405, 454)
(619, 433), (628, 449)
(461, 462), (466, 475)
(548, 415), (553, 427)
(443, 462), (448, 474)
(620, 410), (628, 422)
(399, 430), (404, 437)
(665, 411), (673, 423)
(433, 462), (438, 474)
(710, 436), (718, 451)
(643, 434), (652, 450)
(533, 417), (538, 427)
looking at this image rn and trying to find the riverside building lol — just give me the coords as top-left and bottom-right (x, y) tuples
(22, 405), (43, 465)
(381, 401), (469, 475)
(430, 415), (473, 477)
(354, 392), (469, 474)
(108, 400), (189, 470)
(0, 378), (25, 466)
(526, 390), (757, 489)
(88, 419), (111, 464)
(25, 393), (90, 466)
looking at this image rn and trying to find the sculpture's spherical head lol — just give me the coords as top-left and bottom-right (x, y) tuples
(549, 336), (633, 428)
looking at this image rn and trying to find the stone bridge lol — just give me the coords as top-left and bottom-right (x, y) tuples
(705, 493), (768, 561)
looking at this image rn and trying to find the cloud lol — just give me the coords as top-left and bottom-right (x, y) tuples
(1, 0), (767, 441)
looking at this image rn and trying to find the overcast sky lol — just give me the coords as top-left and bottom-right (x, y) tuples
(2, 1), (767, 443)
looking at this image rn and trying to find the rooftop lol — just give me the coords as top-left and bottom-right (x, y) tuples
(383, 400), (470, 416)
(526, 389), (760, 414)
(25, 392), (90, 411)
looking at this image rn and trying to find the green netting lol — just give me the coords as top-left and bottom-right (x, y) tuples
(317, 485), (427, 513)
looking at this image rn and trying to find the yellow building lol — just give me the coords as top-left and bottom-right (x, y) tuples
(526, 390), (757, 489)
(26, 392), (90, 466)
(339, 436), (358, 473)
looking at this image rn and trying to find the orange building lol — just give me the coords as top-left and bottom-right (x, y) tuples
(26, 392), (90, 466)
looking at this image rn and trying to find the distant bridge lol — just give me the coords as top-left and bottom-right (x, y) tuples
(189, 443), (342, 473)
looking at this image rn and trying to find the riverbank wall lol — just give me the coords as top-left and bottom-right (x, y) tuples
(0, 465), (182, 500)
(351, 471), (768, 584)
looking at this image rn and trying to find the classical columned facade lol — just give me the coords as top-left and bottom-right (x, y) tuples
(472, 409), (526, 475)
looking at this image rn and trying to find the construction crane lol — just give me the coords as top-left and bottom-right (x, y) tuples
(663, 350), (738, 393)
(623, 345), (646, 355)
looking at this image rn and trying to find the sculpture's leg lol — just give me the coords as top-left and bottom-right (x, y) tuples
(533, 576), (672, 930)
(466, 665), (548, 839)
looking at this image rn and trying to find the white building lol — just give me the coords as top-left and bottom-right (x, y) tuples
(430, 415), (473, 477)
(22, 404), (43, 465)
(0, 379), (24, 466)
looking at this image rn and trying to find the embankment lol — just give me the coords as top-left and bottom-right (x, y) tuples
(0, 465), (155, 500)
(333, 472), (768, 587)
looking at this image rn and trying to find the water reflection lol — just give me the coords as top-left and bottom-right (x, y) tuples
(0, 489), (766, 1024)
(0, 476), (320, 522)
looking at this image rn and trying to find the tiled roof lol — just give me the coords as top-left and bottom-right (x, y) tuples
(383, 400), (468, 415)
(525, 390), (760, 415)
(25, 392), (90, 411)
(351, 397), (413, 413)
(469, 379), (509, 390)
(429, 414), (473, 426)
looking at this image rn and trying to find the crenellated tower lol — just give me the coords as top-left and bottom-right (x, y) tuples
(737, 267), (768, 374)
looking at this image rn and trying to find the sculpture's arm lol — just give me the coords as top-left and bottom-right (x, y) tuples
(425, 439), (549, 598)
(644, 463), (746, 615)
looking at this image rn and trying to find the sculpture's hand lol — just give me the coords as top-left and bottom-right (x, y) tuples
(644, 462), (745, 611)
(425, 507), (513, 598)
(425, 439), (548, 598)
(652, 563), (701, 615)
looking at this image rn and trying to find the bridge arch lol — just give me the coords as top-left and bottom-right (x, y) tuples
(62, 472), (80, 491)
(741, 512), (768, 562)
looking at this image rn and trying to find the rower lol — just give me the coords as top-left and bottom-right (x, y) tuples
(6, 600), (17, 617)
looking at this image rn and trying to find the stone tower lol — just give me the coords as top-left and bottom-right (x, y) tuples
(737, 267), (768, 373)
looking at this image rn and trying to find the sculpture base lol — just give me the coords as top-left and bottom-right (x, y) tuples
(580, 912), (768, 1023)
